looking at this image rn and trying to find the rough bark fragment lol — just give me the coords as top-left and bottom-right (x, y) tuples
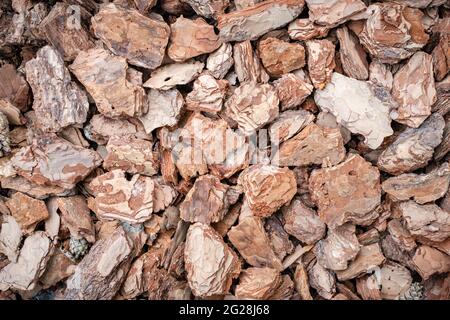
(377, 113), (445, 175)
(70, 48), (145, 118)
(387, 219), (416, 252)
(265, 216), (294, 261)
(309, 154), (381, 229)
(180, 0), (229, 18)
(257, 37), (305, 77)
(168, 16), (221, 62)
(282, 198), (325, 244)
(356, 274), (382, 300)
(238, 164), (296, 218)
(235, 267), (281, 300)
(380, 261), (412, 300)
(217, 0), (306, 42)
(233, 40), (269, 84)
(206, 43), (234, 79)
(0, 215), (22, 262)
(11, 134), (102, 189)
(369, 61), (393, 91)
(294, 263), (313, 300)
(186, 74), (228, 113)
(269, 109), (314, 144)
(92, 3), (169, 69)
(273, 73), (313, 111)
(228, 216), (282, 270)
(336, 26), (368, 80)
(0, 63), (29, 111)
(308, 261), (336, 299)
(288, 18), (329, 41)
(225, 82), (279, 136)
(315, 72), (394, 149)
(144, 60), (204, 90)
(382, 163), (450, 204)
(336, 243), (385, 281)
(64, 226), (133, 300)
(305, 0), (366, 27)
(391, 52), (436, 128)
(39, 249), (75, 289)
(412, 245), (450, 280)
(273, 123), (346, 167)
(432, 35), (450, 82)
(184, 223), (240, 297)
(25, 46), (89, 132)
(306, 40), (335, 89)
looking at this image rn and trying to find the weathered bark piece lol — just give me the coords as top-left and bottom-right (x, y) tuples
(186, 74), (228, 113)
(380, 261), (412, 300)
(0, 63), (29, 111)
(356, 274), (382, 300)
(336, 243), (385, 281)
(184, 223), (240, 297)
(168, 16), (221, 62)
(238, 164), (296, 218)
(336, 26), (369, 80)
(308, 261), (336, 299)
(0, 231), (51, 291)
(294, 263), (313, 300)
(56, 196), (95, 244)
(228, 216), (282, 270)
(269, 109), (314, 144)
(391, 52), (436, 128)
(315, 72), (393, 149)
(206, 43), (234, 79)
(387, 219), (416, 252)
(412, 245), (450, 280)
(273, 73), (313, 111)
(305, 0), (366, 27)
(309, 154), (381, 229)
(382, 163), (450, 204)
(144, 60), (204, 90)
(88, 169), (155, 224)
(1, 175), (71, 200)
(25, 46), (89, 132)
(369, 62), (393, 91)
(257, 37), (305, 77)
(39, 2), (95, 61)
(104, 135), (159, 176)
(64, 226), (133, 299)
(180, 175), (229, 224)
(39, 249), (75, 289)
(180, 0), (229, 18)
(281, 198), (325, 244)
(273, 123), (346, 167)
(235, 267), (281, 300)
(399, 201), (450, 243)
(377, 113), (445, 175)
(359, 3), (429, 64)
(92, 3), (169, 69)
(432, 35), (450, 82)
(71, 48), (145, 118)
(5, 192), (49, 234)
(306, 40), (335, 89)
(0, 99), (25, 127)
(314, 224), (361, 271)
(217, 0), (306, 42)
(288, 18), (329, 41)
(265, 217), (294, 261)
(225, 82), (279, 136)
(233, 40), (269, 84)
(0, 215), (22, 262)
(11, 134), (101, 189)
(133, 0), (158, 13)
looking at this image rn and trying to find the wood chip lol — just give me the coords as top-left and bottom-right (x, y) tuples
(336, 26), (369, 80)
(144, 60), (204, 90)
(233, 40), (269, 84)
(336, 243), (385, 281)
(235, 267), (281, 300)
(305, 0), (366, 27)
(273, 73), (313, 111)
(412, 245), (450, 280)
(306, 39), (336, 89)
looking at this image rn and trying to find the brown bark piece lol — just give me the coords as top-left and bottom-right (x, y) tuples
(387, 219), (416, 252)
(369, 62), (393, 91)
(257, 37), (305, 77)
(233, 40), (269, 84)
(39, 249), (75, 289)
(273, 123), (346, 167)
(269, 109), (315, 144)
(1, 175), (72, 200)
(217, 0), (305, 42)
(186, 74), (228, 113)
(25, 46), (89, 132)
(206, 43), (234, 79)
(336, 243), (385, 281)
(92, 3), (169, 69)
(432, 35), (450, 82)
(235, 267), (281, 300)
(0, 63), (29, 111)
(305, 0), (366, 27)
(273, 73), (313, 111)
(0, 215), (22, 262)
(377, 113), (445, 175)
(382, 163), (450, 204)
(380, 261), (412, 300)
(314, 224), (361, 271)
(144, 60), (204, 90)
(228, 216), (282, 270)
(238, 164), (296, 218)
(306, 39), (335, 89)
(64, 226), (133, 299)
(180, 0), (229, 18)
(308, 260), (336, 299)
(309, 154), (381, 229)
(288, 18), (329, 41)
(11, 134), (102, 189)
(70, 48), (145, 118)
(168, 16), (221, 62)
(5, 192), (49, 235)
(180, 175), (229, 224)
(265, 216), (294, 261)
(294, 263), (313, 300)
(281, 198), (325, 244)
(391, 52), (436, 128)
(412, 245), (450, 280)
(336, 26), (369, 80)
(356, 274), (382, 300)
(184, 223), (240, 297)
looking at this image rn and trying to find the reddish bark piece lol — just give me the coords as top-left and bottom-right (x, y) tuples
(184, 223), (240, 297)
(269, 109), (315, 144)
(228, 216), (283, 270)
(92, 3), (169, 69)
(308, 261), (336, 299)
(387, 219), (416, 252)
(180, 0), (229, 18)
(380, 261), (412, 300)
(168, 16), (221, 62)
(432, 35), (450, 82)
(235, 267), (281, 300)
(273, 73), (313, 111)
(412, 245), (450, 280)
(11, 134), (102, 189)
(0, 63), (29, 111)
(217, 0), (305, 42)
(306, 39), (335, 89)
(39, 249), (76, 289)
(336, 243), (385, 281)
(233, 40), (269, 84)
(288, 18), (329, 41)
(305, 0), (366, 27)
(186, 74), (228, 113)
(336, 26), (368, 80)
(0, 175), (72, 200)
(309, 154), (381, 229)
(238, 164), (296, 218)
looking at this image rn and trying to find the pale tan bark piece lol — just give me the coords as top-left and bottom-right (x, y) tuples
(235, 267), (281, 300)
(144, 60), (204, 90)
(233, 40), (269, 84)
(0, 215), (22, 262)
(186, 74), (228, 113)
(356, 274), (382, 300)
(369, 61), (393, 91)
(180, 0), (229, 18)
(308, 260), (336, 299)
(432, 35), (450, 82)
(305, 0), (366, 27)
(412, 245), (450, 280)
(387, 219), (416, 253)
(273, 73), (313, 111)
(0, 175), (72, 200)
(207, 43), (234, 79)
(288, 18), (329, 41)
(306, 39), (335, 89)
(294, 263), (313, 300)
(336, 26), (368, 80)
(269, 109), (314, 144)
(380, 261), (412, 300)
(336, 243), (385, 281)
